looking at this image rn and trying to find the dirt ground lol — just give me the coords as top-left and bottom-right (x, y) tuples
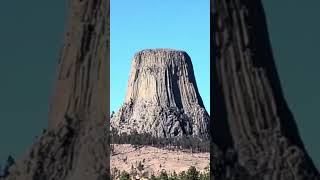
(111, 144), (209, 177)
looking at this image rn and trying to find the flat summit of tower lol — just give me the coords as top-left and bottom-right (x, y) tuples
(137, 48), (186, 53)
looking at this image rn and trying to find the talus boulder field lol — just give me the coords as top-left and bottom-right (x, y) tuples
(111, 49), (209, 139)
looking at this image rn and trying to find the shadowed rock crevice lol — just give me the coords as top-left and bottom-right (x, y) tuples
(212, 0), (320, 179)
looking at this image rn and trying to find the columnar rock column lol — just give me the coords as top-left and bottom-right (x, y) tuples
(111, 49), (209, 139)
(49, 0), (108, 129)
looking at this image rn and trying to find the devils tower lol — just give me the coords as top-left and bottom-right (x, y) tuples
(111, 48), (209, 139)
(212, 0), (320, 179)
(1, 0), (109, 179)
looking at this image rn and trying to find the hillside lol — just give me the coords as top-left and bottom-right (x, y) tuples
(111, 144), (209, 179)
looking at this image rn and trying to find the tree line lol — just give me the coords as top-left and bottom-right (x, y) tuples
(115, 166), (209, 180)
(110, 129), (210, 153)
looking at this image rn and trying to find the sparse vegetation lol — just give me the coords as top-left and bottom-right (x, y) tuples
(110, 129), (209, 153)
(137, 161), (144, 171)
(110, 128), (210, 179)
(114, 166), (209, 180)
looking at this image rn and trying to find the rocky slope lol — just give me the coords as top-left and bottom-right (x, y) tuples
(111, 49), (209, 139)
(212, 0), (320, 179)
(2, 0), (109, 179)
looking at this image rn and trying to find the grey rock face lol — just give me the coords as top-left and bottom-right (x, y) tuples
(212, 0), (320, 179)
(3, 0), (110, 179)
(111, 49), (209, 139)
(49, 0), (108, 130)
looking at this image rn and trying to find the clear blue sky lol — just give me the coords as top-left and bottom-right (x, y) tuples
(110, 0), (210, 113)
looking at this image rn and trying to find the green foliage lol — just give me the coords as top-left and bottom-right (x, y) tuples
(178, 171), (187, 180)
(150, 174), (157, 180)
(186, 166), (199, 180)
(119, 170), (130, 180)
(199, 172), (210, 180)
(159, 170), (169, 180)
(114, 166), (209, 180)
(168, 171), (179, 180)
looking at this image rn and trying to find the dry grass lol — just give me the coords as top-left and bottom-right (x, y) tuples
(111, 144), (209, 177)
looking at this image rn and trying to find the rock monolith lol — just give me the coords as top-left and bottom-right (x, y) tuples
(2, 0), (110, 180)
(111, 49), (209, 139)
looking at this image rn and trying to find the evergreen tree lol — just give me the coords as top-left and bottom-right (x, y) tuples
(169, 171), (178, 180)
(119, 171), (130, 180)
(186, 166), (199, 180)
(150, 174), (157, 180)
(159, 170), (169, 180)
(110, 128), (209, 152)
(178, 171), (187, 180)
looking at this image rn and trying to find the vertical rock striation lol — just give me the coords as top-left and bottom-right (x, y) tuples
(111, 49), (209, 139)
(212, 0), (320, 179)
(49, 0), (108, 130)
(3, 0), (109, 180)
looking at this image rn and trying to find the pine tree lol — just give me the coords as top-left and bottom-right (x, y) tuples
(186, 166), (199, 180)
(159, 170), (169, 180)
(178, 171), (187, 180)
(150, 174), (157, 180)
(119, 171), (130, 180)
